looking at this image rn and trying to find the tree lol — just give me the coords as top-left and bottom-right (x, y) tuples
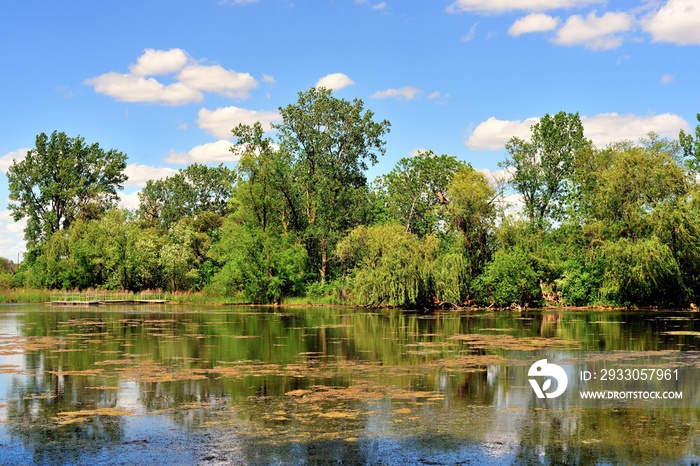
(7, 131), (127, 248)
(381, 151), (466, 237)
(680, 113), (700, 171)
(275, 87), (391, 283)
(138, 163), (236, 229)
(502, 112), (589, 229)
(445, 166), (496, 279)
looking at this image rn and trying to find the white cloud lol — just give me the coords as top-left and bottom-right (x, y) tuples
(262, 74), (276, 85)
(0, 209), (26, 262)
(582, 112), (689, 146)
(356, 0), (390, 11)
(165, 140), (236, 164)
(315, 73), (355, 91)
(554, 11), (633, 50)
(371, 87), (423, 100)
(129, 48), (189, 76)
(477, 167), (513, 187)
(461, 22), (478, 41)
(642, 0), (700, 45)
(85, 49), (259, 105)
(509, 13), (560, 36)
(466, 113), (689, 150)
(123, 164), (178, 188)
(446, 0), (601, 14)
(466, 116), (540, 150)
(0, 148), (30, 174)
(660, 73), (675, 85)
(196, 106), (282, 139)
(177, 64), (257, 99)
(84, 73), (203, 105)
(119, 191), (142, 211)
(409, 148), (429, 157)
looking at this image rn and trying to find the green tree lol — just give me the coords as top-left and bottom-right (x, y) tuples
(336, 224), (437, 307)
(381, 151), (466, 237)
(7, 131), (127, 248)
(138, 163), (236, 229)
(680, 113), (700, 171)
(502, 112), (589, 229)
(275, 87), (390, 283)
(446, 166), (496, 279)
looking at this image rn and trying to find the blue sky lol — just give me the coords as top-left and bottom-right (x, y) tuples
(1, 0), (699, 260)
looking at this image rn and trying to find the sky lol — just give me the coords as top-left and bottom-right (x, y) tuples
(0, 0), (699, 261)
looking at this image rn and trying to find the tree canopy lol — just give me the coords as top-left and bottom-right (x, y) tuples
(7, 131), (127, 248)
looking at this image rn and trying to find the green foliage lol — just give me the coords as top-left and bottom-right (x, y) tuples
(446, 166), (495, 278)
(275, 87), (391, 282)
(209, 219), (307, 303)
(600, 237), (680, 306)
(380, 151), (466, 237)
(7, 131), (127, 248)
(337, 224), (437, 307)
(138, 163), (235, 229)
(502, 112), (589, 229)
(473, 247), (540, 307)
(680, 113), (700, 172)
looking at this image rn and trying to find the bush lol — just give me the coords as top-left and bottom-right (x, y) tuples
(473, 247), (540, 307)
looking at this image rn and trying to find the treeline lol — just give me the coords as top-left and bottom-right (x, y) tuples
(4, 88), (700, 308)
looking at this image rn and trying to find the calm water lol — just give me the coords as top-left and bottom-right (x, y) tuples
(0, 304), (698, 465)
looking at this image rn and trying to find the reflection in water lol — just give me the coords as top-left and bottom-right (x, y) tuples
(0, 306), (698, 464)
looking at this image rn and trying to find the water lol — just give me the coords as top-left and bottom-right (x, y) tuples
(0, 304), (698, 465)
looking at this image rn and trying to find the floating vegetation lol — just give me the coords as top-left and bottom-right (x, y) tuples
(448, 333), (581, 351)
(661, 331), (700, 336)
(53, 407), (135, 425)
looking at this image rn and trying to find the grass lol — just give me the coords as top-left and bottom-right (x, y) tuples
(0, 288), (52, 303)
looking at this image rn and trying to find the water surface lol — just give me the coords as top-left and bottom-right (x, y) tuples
(0, 304), (698, 465)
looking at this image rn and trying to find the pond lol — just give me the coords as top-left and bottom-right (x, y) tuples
(0, 304), (698, 465)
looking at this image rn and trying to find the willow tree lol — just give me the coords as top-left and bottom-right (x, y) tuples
(7, 131), (127, 249)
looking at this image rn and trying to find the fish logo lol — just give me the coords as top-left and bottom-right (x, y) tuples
(529, 359), (568, 399)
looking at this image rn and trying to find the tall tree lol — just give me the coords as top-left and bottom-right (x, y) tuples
(381, 151), (466, 237)
(502, 112), (589, 229)
(680, 113), (700, 171)
(7, 131), (127, 248)
(275, 87), (390, 283)
(138, 163), (236, 229)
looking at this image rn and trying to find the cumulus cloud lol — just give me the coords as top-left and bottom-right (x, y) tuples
(119, 191), (142, 211)
(370, 87), (423, 100)
(165, 140), (236, 164)
(466, 117), (540, 150)
(466, 113), (689, 150)
(446, 0), (601, 14)
(582, 112), (689, 146)
(177, 64), (257, 99)
(123, 164), (179, 188)
(85, 49), (258, 105)
(129, 48), (189, 76)
(84, 73), (204, 105)
(196, 106), (282, 139)
(642, 0), (700, 45)
(554, 11), (633, 50)
(0, 209), (27, 262)
(315, 73), (355, 91)
(0, 148), (30, 174)
(509, 13), (560, 36)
